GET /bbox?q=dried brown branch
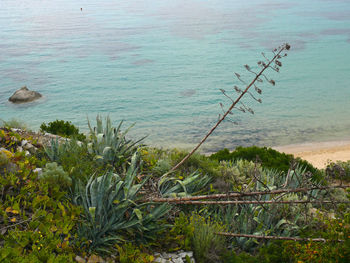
[147,185,348,203]
[165,44,291,175]
[215,232,344,242]
[149,200,349,205]
[0,215,43,232]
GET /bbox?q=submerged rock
[9,86,42,103]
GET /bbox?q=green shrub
[212,159,258,192]
[116,243,154,263]
[167,212,227,263]
[140,147,220,178]
[256,240,295,263]
[43,138,107,187]
[165,212,194,251]
[38,162,72,190]
[190,213,227,263]
[326,161,350,181]
[210,146,319,176]
[40,120,85,141]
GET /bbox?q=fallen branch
[153,200,349,205]
[215,232,344,242]
[147,185,348,203]
[0,215,43,232]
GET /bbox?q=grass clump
[0,118,30,131]
[191,213,227,263]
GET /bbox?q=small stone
[75,255,87,263]
[16,146,23,152]
[33,168,42,175]
[168,253,179,259]
[154,258,168,263]
[179,252,193,258]
[23,143,37,153]
[172,258,184,263]
[21,140,28,147]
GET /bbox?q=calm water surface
[1,0,350,151]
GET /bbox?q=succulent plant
[158,172,211,198]
[87,115,144,168]
[74,152,171,253]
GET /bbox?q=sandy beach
[274,140,350,169]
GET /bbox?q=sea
[1,0,350,152]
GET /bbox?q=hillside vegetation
[0,116,349,263]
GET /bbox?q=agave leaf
[133,208,143,221]
[275,219,288,229]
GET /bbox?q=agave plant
[158,172,211,197]
[207,164,320,252]
[74,152,171,253]
[44,137,83,163]
[87,115,144,168]
[44,138,62,163]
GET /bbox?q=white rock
[154,258,168,263]
[21,140,28,147]
[168,253,179,259]
[33,168,43,175]
[75,255,86,263]
[172,258,184,263]
[16,146,23,152]
[179,252,193,258]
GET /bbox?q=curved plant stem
[166,44,289,175]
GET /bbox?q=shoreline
[273,139,350,169]
[5,125,350,170]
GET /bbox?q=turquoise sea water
[1,0,350,151]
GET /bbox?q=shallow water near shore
[1,0,350,151]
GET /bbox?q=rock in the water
[9,86,42,103]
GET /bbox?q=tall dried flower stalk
[167,43,291,174]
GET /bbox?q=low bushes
[40,120,85,141]
[210,146,320,176]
